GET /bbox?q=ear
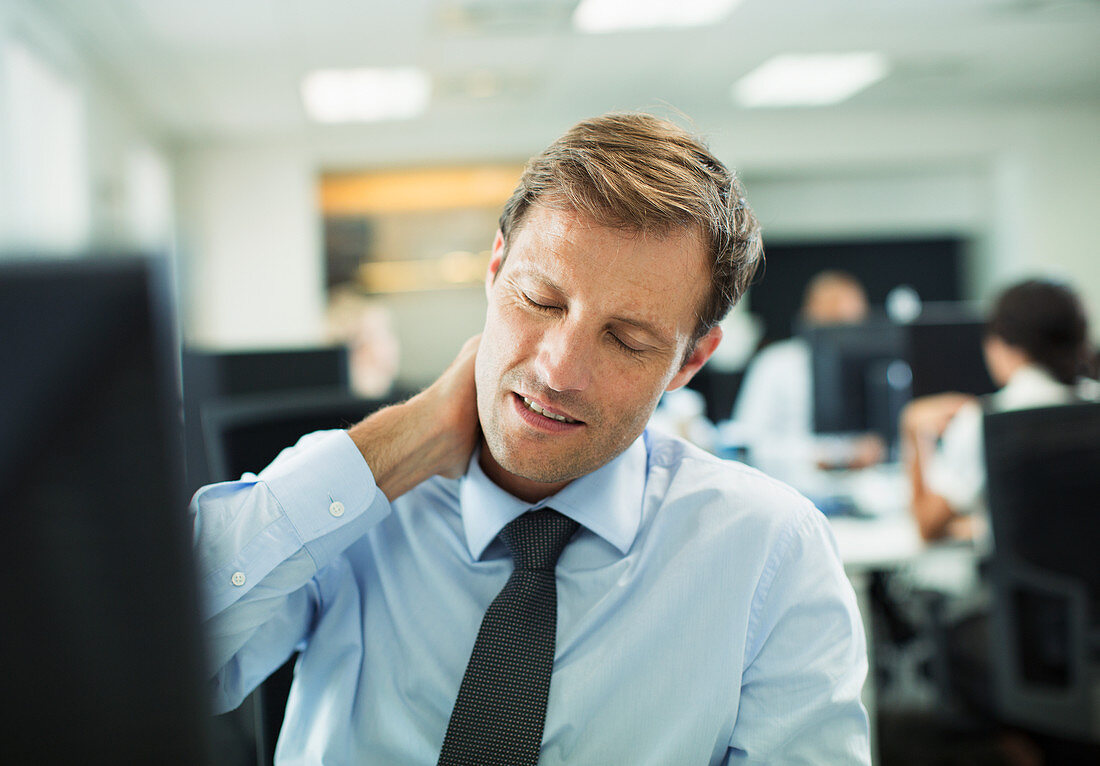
[666,326,723,392]
[485,230,505,298]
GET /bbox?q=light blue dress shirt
[194,427,870,765]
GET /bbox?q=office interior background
[2,0,1099,764]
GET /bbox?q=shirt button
[329,500,345,517]
[230,571,246,587]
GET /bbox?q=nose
[532,319,593,393]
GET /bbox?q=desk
[832,514,925,573]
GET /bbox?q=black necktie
[437,509,580,766]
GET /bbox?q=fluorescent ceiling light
[573,0,743,33]
[732,53,889,108]
[302,67,430,123]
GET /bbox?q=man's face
[805,282,868,326]
[475,204,721,501]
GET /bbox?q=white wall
[174,141,326,349]
[173,136,488,382]
[0,0,173,256]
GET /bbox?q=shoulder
[934,400,985,476]
[644,430,825,545]
[748,337,808,371]
[943,398,984,443]
[644,432,853,644]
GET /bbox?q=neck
[477,439,572,503]
[1001,356,1033,386]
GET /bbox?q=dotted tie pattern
[437,509,580,766]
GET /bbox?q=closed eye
[609,332,646,358]
[521,292,560,313]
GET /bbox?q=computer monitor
[905,304,997,398]
[0,257,211,764]
[805,319,911,446]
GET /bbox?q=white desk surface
[831,514,926,573]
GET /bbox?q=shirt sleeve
[190,429,392,713]
[926,402,985,514]
[727,507,871,765]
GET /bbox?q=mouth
[520,395,580,423]
[511,392,585,430]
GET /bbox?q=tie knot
[500,509,580,570]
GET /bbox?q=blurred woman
[902,278,1098,542]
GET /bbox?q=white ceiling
[30,0,1100,150]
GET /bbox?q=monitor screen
[905,304,997,398]
[0,257,211,764]
[805,319,911,444]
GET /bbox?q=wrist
[347,399,441,501]
[347,389,477,501]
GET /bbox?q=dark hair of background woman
[986,279,1091,385]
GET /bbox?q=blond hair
[498,112,763,341]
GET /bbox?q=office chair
[202,388,407,766]
[983,402,1100,742]
[181,345,350,494]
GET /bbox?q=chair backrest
[982,401,1100,740]
[202,389,405,483]
[181,345,350,493]
[202,389,404,765]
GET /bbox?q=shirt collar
[999,364,1075,408]
[458,436,647,560]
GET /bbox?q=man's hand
[348,336,481,501]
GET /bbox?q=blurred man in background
[733,270,885,490]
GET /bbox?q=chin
[495,444,581,485]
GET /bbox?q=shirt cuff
[259,429,391,564]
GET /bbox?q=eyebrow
[511,267,675,348]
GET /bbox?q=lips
[520,395,580,423]
[510,392,585,431]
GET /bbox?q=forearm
[903,426,955,541]
[198,335,481,703]
[193,431,388,700]
[910,489,956,541]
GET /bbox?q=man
[732,270,884,491]
[196,113,870,764]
